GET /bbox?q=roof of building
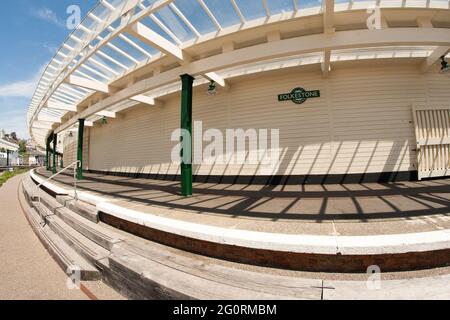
[0,138,19,152]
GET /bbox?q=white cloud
[0,98,30,139]
[33,7,65,28]
[0,67,44,98]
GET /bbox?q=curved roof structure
[28,0,450,147]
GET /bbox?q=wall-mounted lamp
[440,56,450,74]
[68,132,73,138]
[101,116,108,125]
[207,80,217,96]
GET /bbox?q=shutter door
[412,105,450,180]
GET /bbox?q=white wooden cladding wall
[85,66,450,177]
[412,106,450,180]
[63,128,89,170]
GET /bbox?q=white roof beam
[53,89,81,101]
[262,0,270,17]
[51,94,77,105]
[324,0,335,34]
[128,22,188,62]
[100,0,115,11]
[148,14,182,45]
[197,0,222,31]
[45,101,78,112]
[321,50,331,77]
[230,0,245,24]
[417,16,433,28]
[74,70,99,82]
[204,72,226,87]
[96,110,116,118]
[105,41,140,64]
[38,114,62,123]
[89,57,120,76]
[96,50,129,70]
[32,122,53,130]
[80,64,111,81]
[169,3,201,38]
[107,25,153,58]
[58,86,85,98]
[64,75,110,93]
[421,46,450,72]
[267,31,281,42]
[130,95,156,105]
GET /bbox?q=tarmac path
[0,174,121,300]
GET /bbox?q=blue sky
[0,0,97,139]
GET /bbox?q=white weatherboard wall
[80,65,450,177]
[63,128,89,170]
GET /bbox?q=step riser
[57,196,99,223]
[108,256,192,300]
[23,182,119,251]
[55,208,118,251]
[22,200,101,281]
[44,215,108,268]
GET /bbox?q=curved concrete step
[32,202,109,269]
[108,244,322,300]
[23,176,122,250]
[20,192,100,281]
[56,196,99,223]
[107,238,322,300]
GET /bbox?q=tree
[19,141,27,156]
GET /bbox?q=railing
[35,161,81,208]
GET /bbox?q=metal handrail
[35,160,81,206]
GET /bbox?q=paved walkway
[36,169,450,236]
[0,174,121,300]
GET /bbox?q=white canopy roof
[27,0,450,147]
[0,139,19,152]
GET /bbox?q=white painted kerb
[30,170,450,256]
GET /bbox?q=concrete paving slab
[33,168,450,238]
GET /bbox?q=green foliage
[19,141,27,156]
[0,168,30,188]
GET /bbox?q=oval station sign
[278,87,321,105]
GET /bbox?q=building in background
[0,130,19,167]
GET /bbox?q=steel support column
[46,135,51,170]
[77,119,85,180]
[52,132,57,174]
[180,74,194,197]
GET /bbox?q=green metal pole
[46,135,51,171]
[180,74,194,197]
[52,132,57,174]
[6,150,9,167]
[77,119,85,180]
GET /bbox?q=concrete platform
[24,170,450,298]
[31,168,450,272]
[33,168,450,236]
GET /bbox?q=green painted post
[6,150,9,167]
[45,135,50,170]
[52,132,57,174]
[180,74,194,197]
[77,119,85,180]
